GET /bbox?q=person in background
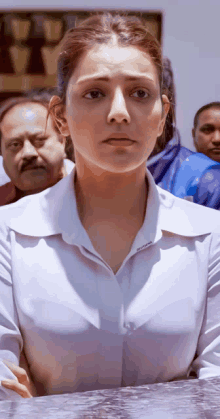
[192,102,220,162]
[0,90,74,206]
[147,58,220,209]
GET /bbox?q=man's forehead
[0,104,52,138]
[199,107,220,125]
[1,103,48,129]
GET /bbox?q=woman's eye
[84,90,104,99]
[131,89,149,99]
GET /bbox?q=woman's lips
[104,138,135,146]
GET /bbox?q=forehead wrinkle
[70,44,158,89]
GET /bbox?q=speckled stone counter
[0,377,220,418]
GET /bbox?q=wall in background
[0,11,162,100]
[1,0,219,150]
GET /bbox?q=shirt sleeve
[192,230,220,378]
[194,167,220,210]
[0,218,23,399]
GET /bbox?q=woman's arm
[192,229,220,378]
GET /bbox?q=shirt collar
[8,168,80,237]
[8,165,220,242]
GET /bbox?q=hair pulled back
[57,13,162,102]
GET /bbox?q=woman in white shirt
[1,13,220,399]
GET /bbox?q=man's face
[192,107,220,162]
[1,103,66,194]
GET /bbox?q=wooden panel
[0,10,162,99]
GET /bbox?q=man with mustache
[0,91,74,206]
[192,102,220,162]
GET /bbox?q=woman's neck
[74,160,148,222]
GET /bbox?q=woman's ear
[49,96,70,137]
[162,94,170,117]
[158,94,170,137]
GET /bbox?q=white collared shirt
[1,167,220,399]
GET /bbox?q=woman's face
[62,40,169,173]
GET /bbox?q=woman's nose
[107,88,131,124]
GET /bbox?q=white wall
[1,0,220,150]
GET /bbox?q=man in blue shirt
[147,58,220,209]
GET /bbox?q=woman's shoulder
[0,172,75,238]
[157,185,220,237]
[0,182,49,217]
[0,191,44,242]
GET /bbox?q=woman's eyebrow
[76,74,155,85]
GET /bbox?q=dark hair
[193,102,220,129]
[149,57,176,157]
[161,57,176,139]
[0,89,74,160]
[57,12,162,103]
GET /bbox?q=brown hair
[57,12,163,103]
[149,57,176,157]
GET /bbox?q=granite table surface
[0,377,220,418]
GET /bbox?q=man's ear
[158,94,170,137]
[192,128,198,148]
[49,96,70,137]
